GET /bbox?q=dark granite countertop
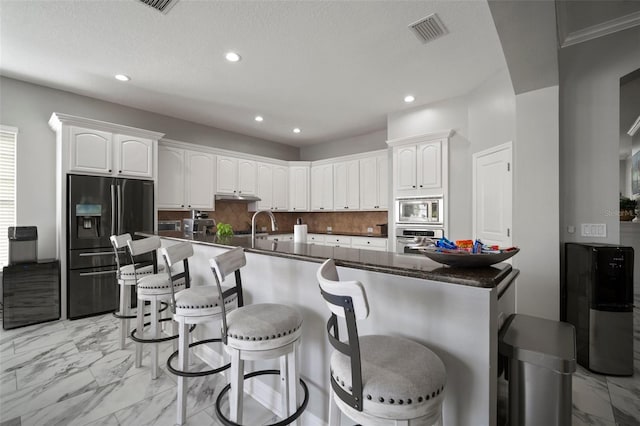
[255,230,388,238]
[144,232,518,289]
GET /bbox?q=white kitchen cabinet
[289,165,309,211]
[158,146,214,210]
[311,164,334,211]
[114,134,154,178]
[394,139,445,196]
[267,234,294,242]
[307,234,326,245]
[216,155,256,195]
[68,126,154,178]
[359,154,388,210]
[351,236,387,252]
[333,160,360,210]
[256,163,288,211]
[325,235,352,248]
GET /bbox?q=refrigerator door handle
[111,184,117,237]
[117,184,123,235]
[79,270,118,277]
[79,251,120,257]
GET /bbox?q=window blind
[0,126,17,268]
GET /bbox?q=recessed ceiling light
[115,74,130,82]
[293,128,301,134]
[225,52,241,62]
[255,116,264,122]
[404,95,415,103]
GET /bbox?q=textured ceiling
[0,0,507,147]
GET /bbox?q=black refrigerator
[67,174,154,319]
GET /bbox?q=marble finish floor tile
[0,371,17,397]
[0,369,98,422]
[0,342,79,374]
[19,369,174,426]
[572,373,616,422]
[83,414,120,426]
[0,418,21,426]
[15,349,103,390]
[572,411,617,426]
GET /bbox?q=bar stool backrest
[110,233,132,276]
[317,258,370,412]
[126,236,161,277]
[158,241,193,313]
[209,247,247,344]
[317,259,369,320]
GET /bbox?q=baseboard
[195,343,326,426]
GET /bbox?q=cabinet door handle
[412,185,416,188]
[419,185,423,188]
[109,169,112,173]
[119,170,122,174]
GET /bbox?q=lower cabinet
[351,236,387,252]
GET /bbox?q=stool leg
[394,421,409,426]
[119,283,127,350]
[135,296,144,368]
[328,387,340,426]
[280,355,289,420]
[124,284,131,347]
[150,298,159,379]
[229,349,244,424]
[286,343,299,425]
[176,317,189,426]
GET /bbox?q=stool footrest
[112,302,169,319]
[215,369,309,426]
[167,338,231,377]
[130,319,195,344]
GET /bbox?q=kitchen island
[145,232,518,425]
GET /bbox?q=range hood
[215,193,261,202]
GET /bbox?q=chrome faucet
[251,209,278,241]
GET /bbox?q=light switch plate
[581,223,606,238]
[327,226,332,232]
[367,227,373,233]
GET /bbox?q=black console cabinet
[2,260,60,330]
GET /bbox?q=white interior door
[473,142,512,247]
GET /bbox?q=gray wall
[299,129,387,161]
[559,27,640,246]
[0,76,299,259]
[514,86,560,319]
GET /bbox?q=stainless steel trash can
[499,314,576,426]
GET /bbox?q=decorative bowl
[417,247,519,268]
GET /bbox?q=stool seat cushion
[174,285,237,317]
[226,303,303,351]
[331,335,446,419]
[118,264,164,284]
[137,274,184,296]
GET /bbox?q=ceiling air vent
[409,13,448,43]
[138,0,178,14]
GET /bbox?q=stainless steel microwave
[395,197,444,225]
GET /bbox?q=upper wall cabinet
[333,160,360,210]
[157,146,215,210]
[390,133,450,197]
[311,163,334,211]
[256,162,289,211]
[360,154,388,210]
[217,155,257,195]
[69,127,154,178]
[289,165,310,211]
[49,113,164,181]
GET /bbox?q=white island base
[158,237,517,426]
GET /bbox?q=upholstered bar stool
[110,233,165,350]
[210,247,309,426]
[317,259,447,426]
[160,241,238,426]
[127,236,183,379]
